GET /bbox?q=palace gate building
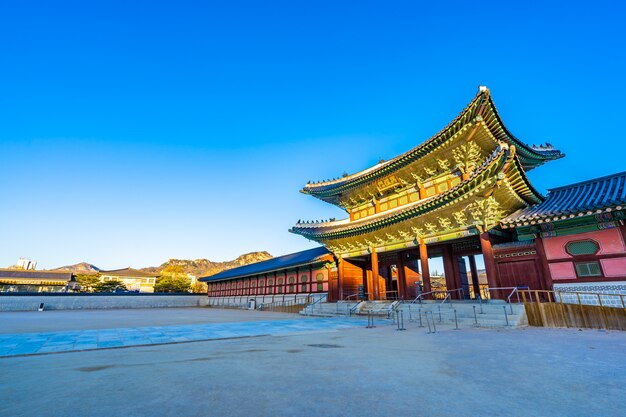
[200,87,626,301]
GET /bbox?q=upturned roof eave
[301,90,485,198]
[292,145,538,241]
[302,88,562,202]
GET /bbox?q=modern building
[200,87,626,301]
[99,268,159,293]
[0,269,75,292]
[15,258,37,270]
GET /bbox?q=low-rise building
[99,268,159,293]
[0,269,75,292]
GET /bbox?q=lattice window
[575,262,602,277]
[566,240,600,256]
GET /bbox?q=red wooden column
[396,252,407,300]
[371,248,380,300]
[336,258,345,301]
[468,255,481,298]
[480,232,500,298]
[442,244,461,298]
[419,241,431,296]
[534,236,553,290]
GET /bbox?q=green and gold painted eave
[291,145,542,256]
[301,87,563,207]
[512,210,626,240]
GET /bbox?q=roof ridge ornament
[478,85,489,93]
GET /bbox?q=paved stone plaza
[0,308,624,417]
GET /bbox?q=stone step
[299,301,526,327]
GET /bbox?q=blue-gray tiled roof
[199,247,331,282]
[0,269,74,281]
[502,171,626,226]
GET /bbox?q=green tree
[192,281,208,294]
[155,265,191,293]
[75,274,101,292]
[94,279,127,293]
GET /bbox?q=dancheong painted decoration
[290,86,562,257]
[201,87,626,303]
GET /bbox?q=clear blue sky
[1,1,625,269]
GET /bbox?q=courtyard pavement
[0,316,368,357]
[0,307,624,417]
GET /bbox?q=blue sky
[1,1,625,269]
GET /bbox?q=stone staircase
[396,300,527,328]
[299,300,360,317]
[300,299,527,328]
[355,300,399,317]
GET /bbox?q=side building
[500,171,626,298]
[202,247,333,301]
[0,269,76,292]
[99,268,160,293]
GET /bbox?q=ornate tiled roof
[302,87,563,203]
[291,144,542,241]
[199,247,331,282]
[501,171,626,227]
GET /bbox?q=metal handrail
[408,290,446,304]
[440,293,450,307]
[484,286,531,302]
[409,288,464,305]
[506,287,523,305]
[260,295,312,312]
[305,293,327,314]
[349,301,364,316]
[344,292,371,301]
[382,290,399,300]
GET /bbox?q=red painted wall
[540,228,626,283]
[543,228,625,260]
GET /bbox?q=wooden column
[468,255,481,298]
[371,248,380,300]
[534,236,553,291]
[442,244,460,298]
[337,258,345,301]
[480,232,500,298]
[396,252,407,300]
[419,241,431,295]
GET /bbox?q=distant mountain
[50,251,273,277]
[52,262,101,274]
[140,251,273,277]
